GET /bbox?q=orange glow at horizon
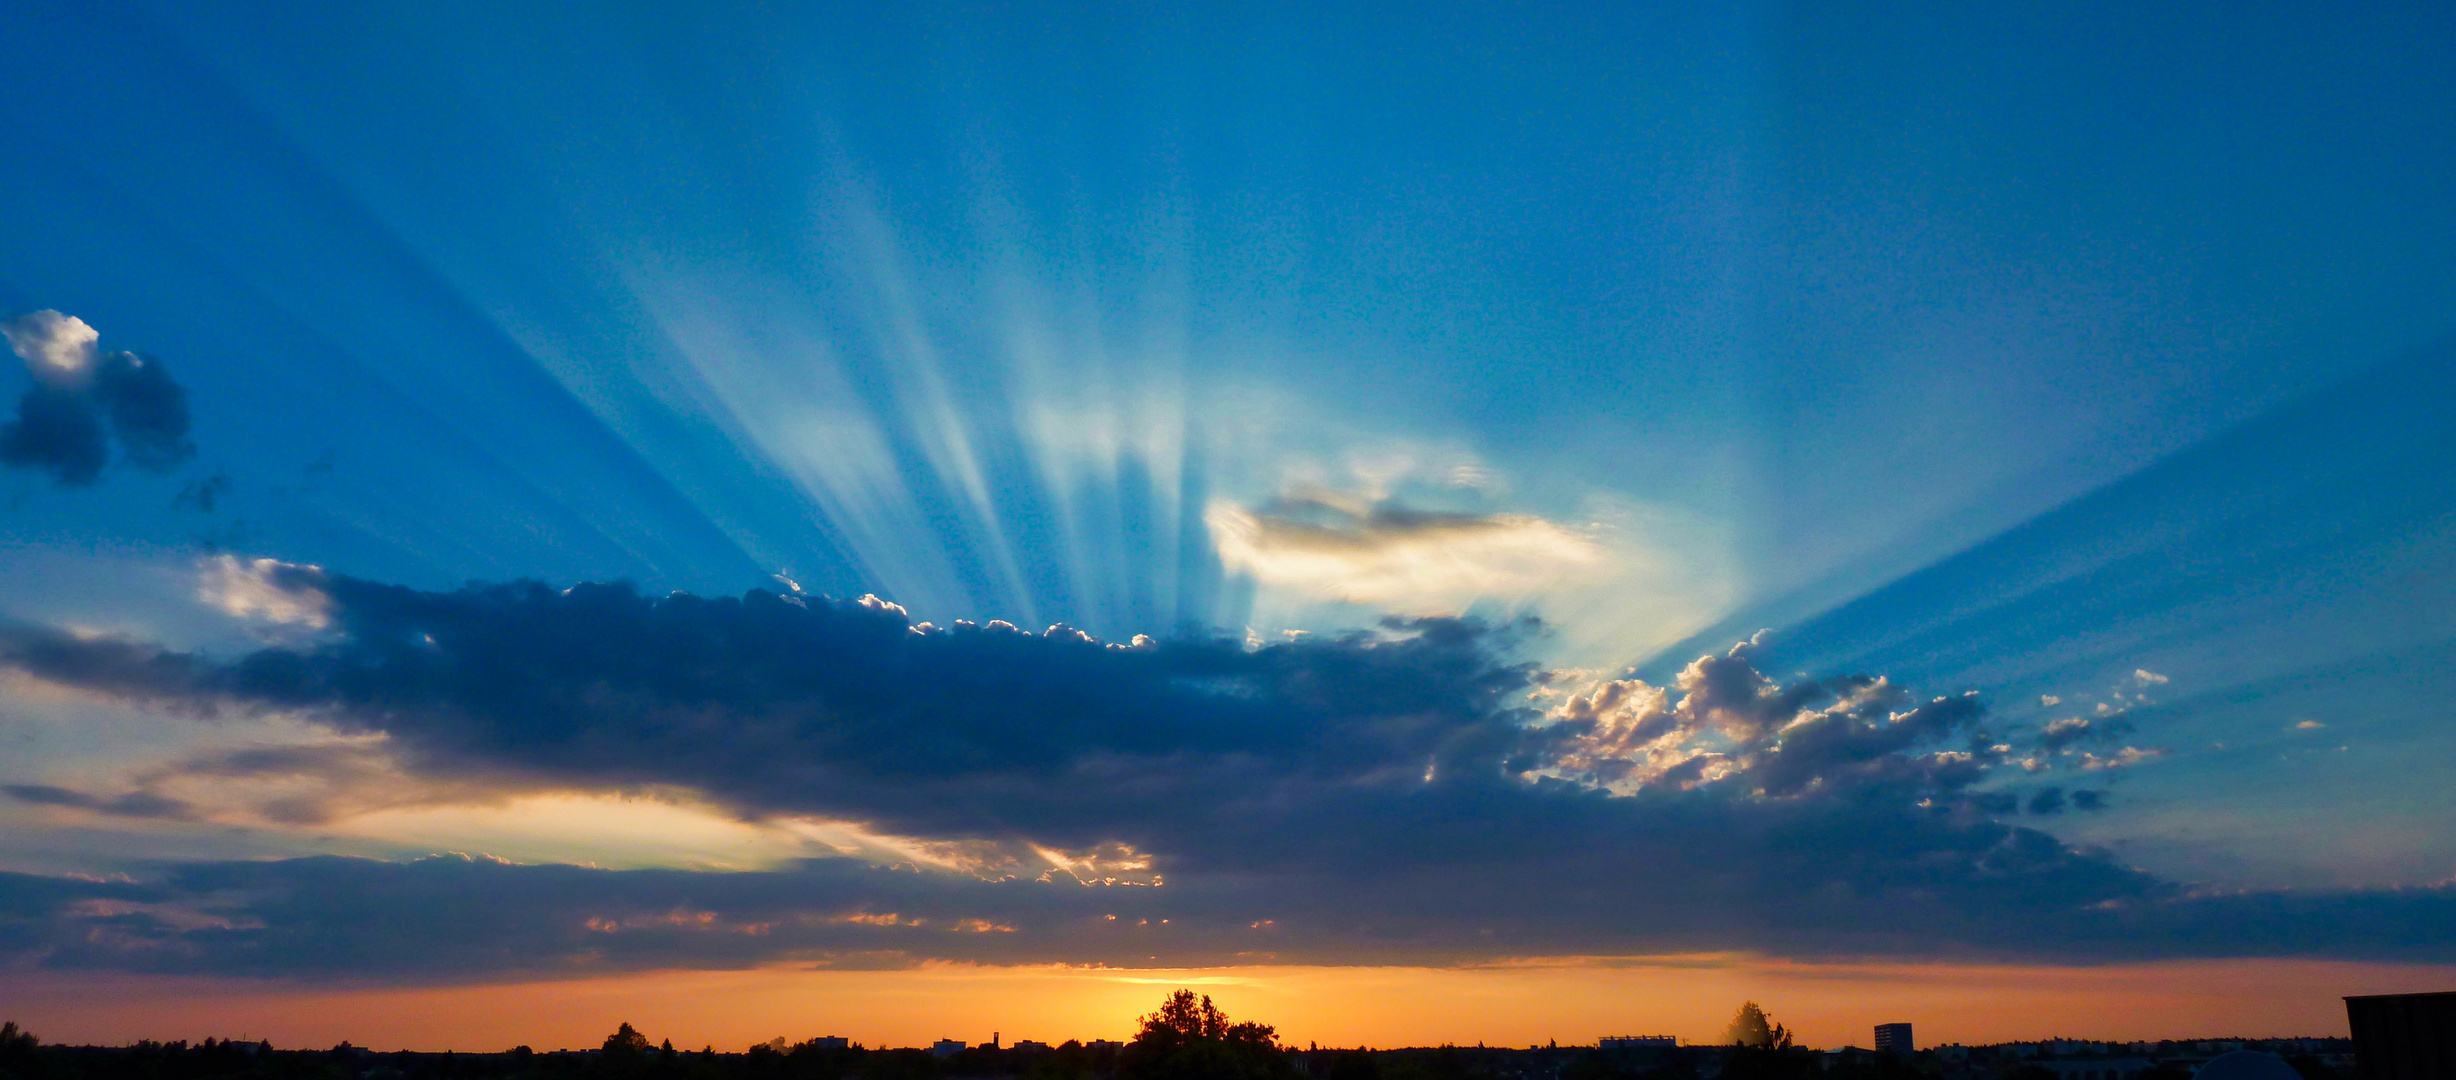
[5,957,2449,1053]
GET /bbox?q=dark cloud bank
[0,574,2448,979]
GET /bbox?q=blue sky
[1,0,2453,998]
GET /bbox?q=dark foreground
[0,1025,2357,1080]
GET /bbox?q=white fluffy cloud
[3,310,101,389]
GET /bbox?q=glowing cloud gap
[1206,499,1606,606]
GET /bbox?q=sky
[1,0,2454,1051]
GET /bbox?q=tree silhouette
[0,1021,37,1080]
[601,1022,656,1074]
[1118,990,1294,1080]
[1722,1003,1790,1050]
[606,1023,654,1055]
[1720,1003,1808,1080]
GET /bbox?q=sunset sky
[3,0,2454,1051]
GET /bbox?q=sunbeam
[2,0,2453,1050]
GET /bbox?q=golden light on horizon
[6,957,2446,1053]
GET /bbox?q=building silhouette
[1876,1024,1913,1057]
[2346,991,2456,1080]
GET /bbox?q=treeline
[0,993,1275,1080]
[0,995,2352,1080]
[0,1014,1889,1080]
[0,1024,1624,1080]
[4,1021,1056,1080]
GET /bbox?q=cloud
[173,471,233,513]
[1546,677,1679,783]
[1206,494,1608,606]
[0,572,2437,974]
[0,585,1562,850]
[0,385,110,484]
[3,737,518,828]
[0,844,2446,980]
[1,783,195,820]
[2040,718,2093,748]
[93,350,196,469]
[2037,715,2132,753]
[2,310,100,387]
[2079,747,2162,770]
[198,556,333,629]
[1547,634,1996,799]
[1200,455,1738,667]
[0,310,195,485]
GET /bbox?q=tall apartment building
[1875,1024,1914,1057]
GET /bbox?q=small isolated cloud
[0,310,195,485]
[2294,720,2325,731]
[2080,747,2163,770]
[2040,695,2061,707]
[1207,494,1607,605]
[2134,669,2170,686]
[2041,717,2093,749]
[174,471,233,513]
[2039,713,2132,754]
